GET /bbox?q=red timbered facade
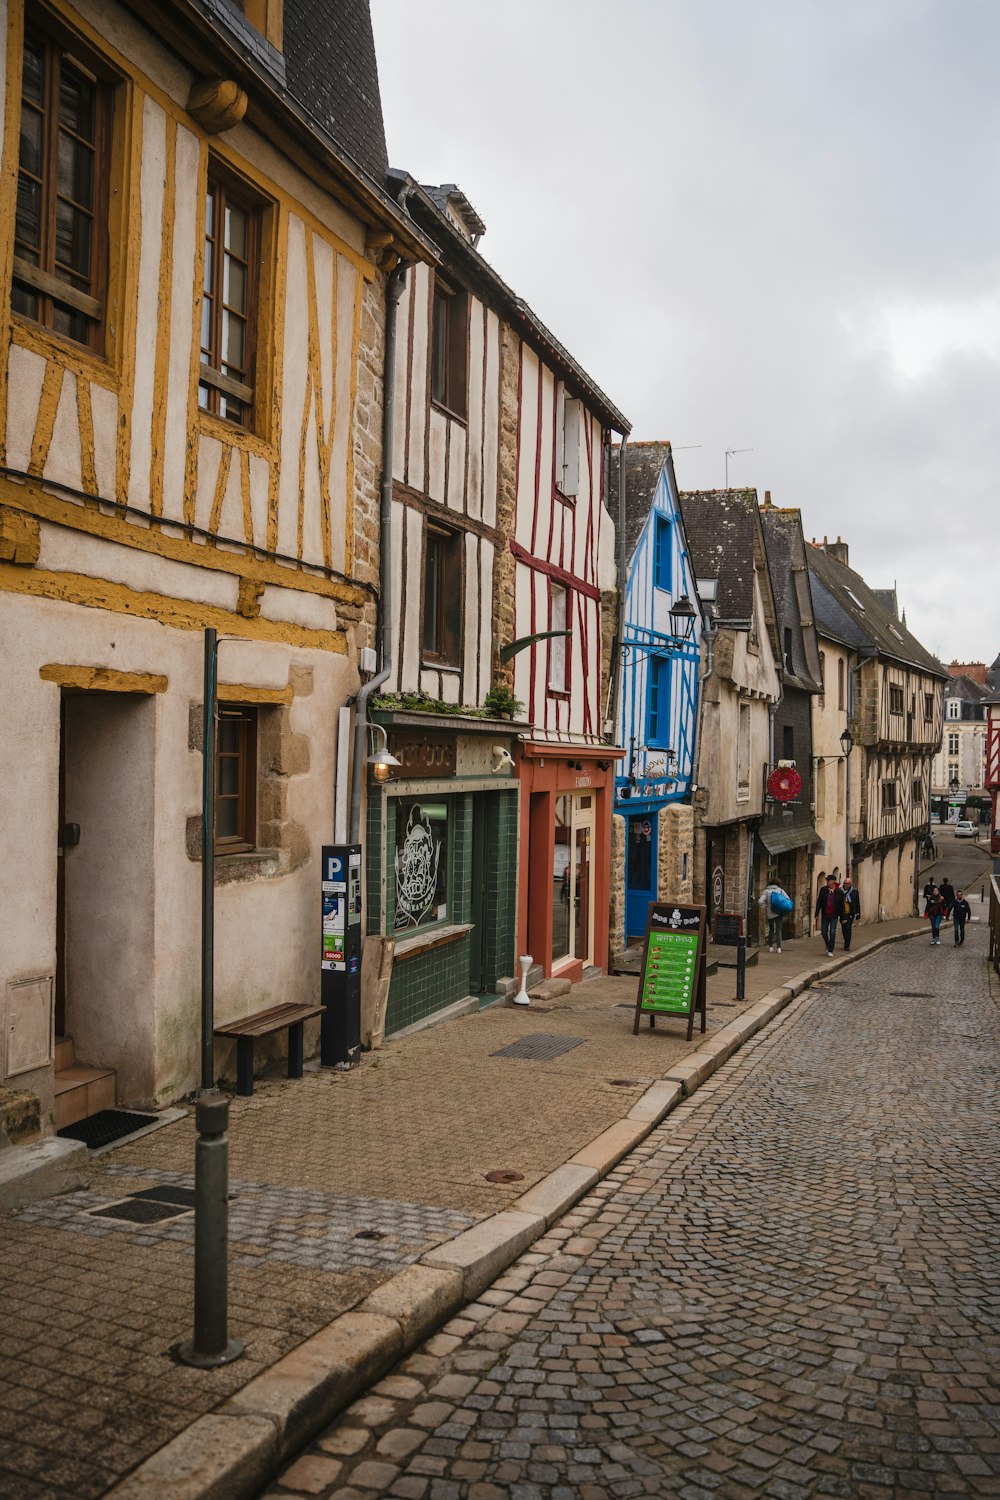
[987,701,1000,852]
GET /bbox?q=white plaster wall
[38,524,240,609]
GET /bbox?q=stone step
[527,977,572,1002]
[54,1067,116,1130]
[54,1036,75,1072]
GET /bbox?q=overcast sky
[371,0,999,666]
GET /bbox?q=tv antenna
[724,447,753,486]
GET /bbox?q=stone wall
[657,803,694,902]
[349,271,387,653]
[609,813,626,964]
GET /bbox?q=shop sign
[575,774,592,788]
[631,902,708,1042]
[387,730,456,778]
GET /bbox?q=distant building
[932,674,992,825]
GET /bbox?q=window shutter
[561,397,581,496]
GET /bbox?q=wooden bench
[214,1002,324,1097]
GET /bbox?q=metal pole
[201,628,217,1092]
[736,935,746,1002]
[177,1094,243,1367]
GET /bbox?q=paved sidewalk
[0,913,964,1499]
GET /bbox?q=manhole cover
[58,1109,161,1150]
[89,1199,192,1224]
[130,1186,197,1208]
[354,1229,387,1241]
[491,1034,586,1061]
[485,1169,524,1183]
[608,1079,640,1088]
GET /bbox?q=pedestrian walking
[926,886,946,946]
[952,889,972,945]
[922,876,936,913]
[939,876,956,915]
[837,875,860,951]
[759,877,791,953]
[814,875,840,956]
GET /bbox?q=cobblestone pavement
[267,923,1000,1499]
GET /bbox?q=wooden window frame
[837,658,845,711]
[923,692,934,722]
[215,705,257,855]
[880,779,899,812]
[12,16,113,352]
[421,522,463,668]
[548,580,570,694]
[647,654,673,749]
[429,276,469,422]
[199,167,263,430]
[889,684,904,716]
[653,514,672,592]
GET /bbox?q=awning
[757,820,821,855]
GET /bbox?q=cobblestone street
[268,923,1000,1499]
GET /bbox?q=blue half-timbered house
[611,443,702,939]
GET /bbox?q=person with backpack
[939,876,956,915]
[837,875,861,951]
[759,877,791,953]
[814,874,841,956]
[926,885,946,946]
[952,889,972,946]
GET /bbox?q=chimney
[824,537,849,566]
[763,490,772,508]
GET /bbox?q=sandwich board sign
[632,902,708,1042]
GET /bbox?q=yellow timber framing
[39,664,168,692]
[0,474,370,608]
[1,0,376,584]
[217,682,293,705]
[2,562,348,653]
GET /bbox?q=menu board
[633,903,707,1040]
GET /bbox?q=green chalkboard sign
[633,903,708,1041]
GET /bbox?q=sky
[370,0,1000,667]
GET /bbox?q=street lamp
[668,593,697,641]
[367,723,401,784]
[839,728,853,757]
[839,727,853,876]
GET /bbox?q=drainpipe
[348,263,406,843]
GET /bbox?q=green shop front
[365,713,520,1035]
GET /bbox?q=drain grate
[354,1229,387,1241]
[130,1186,198,1209]
[891,991,935,999]
[89,1198,192,1225]
[485,1169,524,1184]
[58,1109,161,1150]
[491,1033,586,1061]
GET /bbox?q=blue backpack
[770,888,794,915]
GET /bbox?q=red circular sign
[767,766,802,802]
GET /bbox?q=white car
[954,820,977,838]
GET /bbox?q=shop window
[199,169,264,428]
[394,799,449,931]
[653,515,672,592]
[430,276,468,420]
[216,706,257,853]
[548,581,569,690]
[647,655,670,748]
[422,523,462,665]
[13,18,113,350]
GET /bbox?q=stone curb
[105,923,927,1499]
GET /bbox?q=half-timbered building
[608,442,701,950]
[679,489,782,938]
[807,540,946,920]
[0,0,428,1125]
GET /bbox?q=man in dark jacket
[814,875,840,956]
[837,875,861,951]
[939,876,956,914]
[952,889,972,945]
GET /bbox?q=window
[548,582,569,691]
[881,780,898,811]
[737,701,751,800]
[394,799,449,931]
[818,650,825,698]
[199,172,261,427]
[948,732,959,756]
[837,658,845,711]
[13,22,111,349]
[430,277,468,419]
[647,655,670,747]
[783,627,794,675]
[422,523,462,665]
[216,706,257,853]
[653,515,672,592]
[947,760,958,785]
[554,385,581,498]
[947,698,961,720]
[924,693,934,721]
[782,724,794,761]
[913,778,924,805]
[836,759,845,816]
[889,684,904,715]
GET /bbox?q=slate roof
[608,442,674,564]
[806,544,946,678]
[282,0,388,184]
[677,489,761,624]
[758,505,823,693]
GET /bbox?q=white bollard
[513,954,532,1005]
